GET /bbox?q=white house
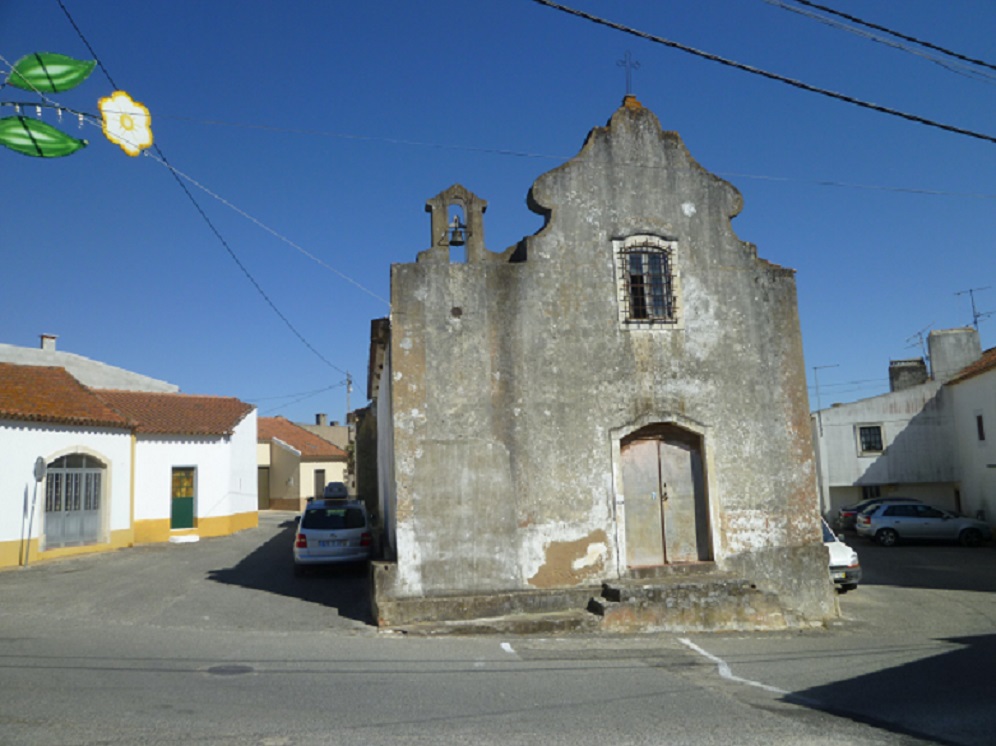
[947,347,996,521]
[97,390,258,543]
[0,364,134,568]
[812,328,990,519]
[0,349,257,570]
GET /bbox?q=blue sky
[2,0,993,423]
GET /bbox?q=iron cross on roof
[617,51,640,95]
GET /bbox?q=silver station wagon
[856,501,992,547]
[293,499,373,575]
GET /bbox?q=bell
[448,215,467,247]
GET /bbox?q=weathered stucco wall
[385,100,832,621]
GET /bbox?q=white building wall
[134,430,252,522]
[0,419,132,545]
[951,370,996,521]
[813,382,958,514]
[227,411,259,516]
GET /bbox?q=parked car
[835,497,921,531]
[293,498,372,575]
[822,519,861,592]
[855,501,993,547]
[322,481,349,499]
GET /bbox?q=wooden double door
[621,427,712,568]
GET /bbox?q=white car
[823,518,861,592]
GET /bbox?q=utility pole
[955,286,993,331]
[811,364,838,517]
[811,364,839,435]
[345,372,352,418]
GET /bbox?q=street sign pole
[23,457,46,568]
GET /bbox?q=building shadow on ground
[207,517,374,625]
[790,633,996,746]
[848,540,996,593]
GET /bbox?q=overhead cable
[530,0,996,145]
[157,117,996,200]
[785,0,996,73]
[54,0,365,377]
[765,0,996,84]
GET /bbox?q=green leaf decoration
[0,116,87,157]
[6,53,97,93]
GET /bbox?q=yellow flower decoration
[98,90,152,156]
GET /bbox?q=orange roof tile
[258,416,347,460]
[0,363,131,429]
[947,347,996,386]
[97,390,254,436]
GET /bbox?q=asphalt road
[1,512,992,745]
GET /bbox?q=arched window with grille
[614,235,680,327]
[44,453,106,548]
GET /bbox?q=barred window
[616,236,678,327]
[858,425,884,454]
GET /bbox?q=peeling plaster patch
[724,510,786,554]
[399,337,413,351]
[393,371,403,381]
[572,542,608,571]
[681,202,697,217]
[528,529,610,588]
[513,407,521,417]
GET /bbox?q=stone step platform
[589,567,797,632]
[385,608,601,636]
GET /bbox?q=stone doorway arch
[619,423,712,568]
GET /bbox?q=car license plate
[832,571,845,580]
[319,540,346,548]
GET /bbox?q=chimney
[40,334,57,352]
[889,359,928,392]
[928,328,982,382]
[316,413,327,427]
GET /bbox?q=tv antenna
[905,323,933,359]
[955,287,993,331]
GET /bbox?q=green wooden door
[171,468,195,529]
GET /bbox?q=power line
[530,0,996,145]
[158,116,996,200]
[49,1,361,378]
[252,383,348,416]
[764,0,996,85]
[0,91,392,305]
[783,0,996,73]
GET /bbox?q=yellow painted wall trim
[198,511,258,537]
[0,529,133,571]
[2,512,259,569]
[133,511,258,545]
[134,519,172,544]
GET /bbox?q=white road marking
[500,642,516,655]
[678,637,790,696]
